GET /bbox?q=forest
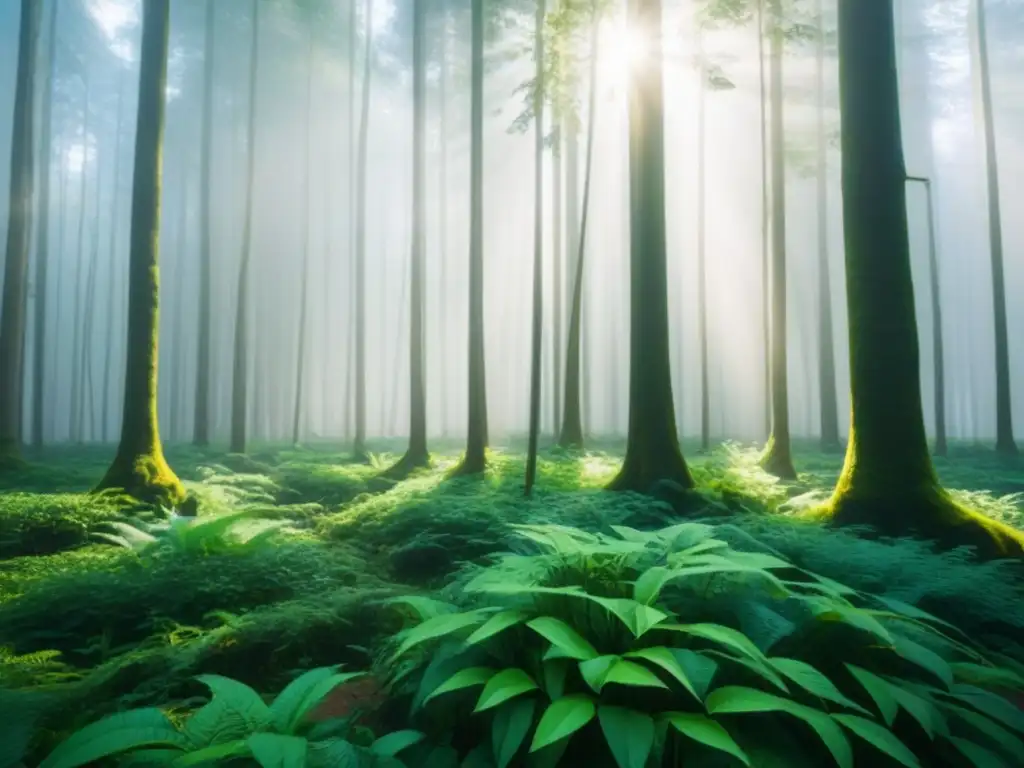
[1,0,1024,765]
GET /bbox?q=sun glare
[596,14,651,94]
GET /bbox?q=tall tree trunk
[923,179,947,456]
[169,175,188,442]
[230,0,261,454]
[760,0,796,479]
[80,154,103,441]
[51,143,68,441]
[391,0,429,473]
[558,4,598,450]
[973,0,1016,456]
[70,76,91,444]
[455,0,489,475]
[0,0,39,463]
[30,0,58,450]
[101,69,127,444]
[96,0,184,506]
[193,0,215,447]
[525,0,547,496]
[815,0,839,450]
[696,26,710,452]
[292,10,315,447]
[757,0,771,440]
[551,126,563,437]
[607,0,693,492]
[352,0,374,459]
[823,0,1021,558]
[438,3,450,438]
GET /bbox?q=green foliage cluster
[384,523,1024,767]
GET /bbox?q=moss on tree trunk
[606,0,693,494]
[96,0,184,507]
[815,0,1023,560]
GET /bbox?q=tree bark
[193,0,215,447]
[96,0,184,506]
[757,0,771,441]
[455,0,489,475]
[973,0,1016,456]
[229,0,261,455]
[815,0,840,450]
[525,0,547,495]
[606,0,693,493]
[438,3,450,438]
[760,0,797,479]
[696,26,710,452]
[70,75,91,444]
[169,174,188,442]
[822,0,1022,558]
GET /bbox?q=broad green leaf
[171,741,248,767]
[591,597,668,638]
[832,714,919,768]
[246,733,306,768]
[725,551,794,571]
[952,663,1024,691]
[624,647,700,701]
[371,730,426,757]
[888,683,945,739]
[474,669,539,713]
[809,602,893,645]
[674,537,730,558]
[269,667,333,732]
[466,611,529,646]
[383,595,457,621]
[530,695,596,752]
[705,650,789,693]
[949,683,1024,735]
[192,675,273,740]
[663,712,750,766]
[942,703,1024,760]
[40,710,188,768]
[671,649,719,698]
[872,596,962,635]
[768,658,868,713]
[426,667,497,703]
[633,566,674,605]
[598,707,654,768]
[846,665,899,725]
[661,623,766,662]
[393,609,494,660]
[609,524,653,543]
[579,656,619,694]
[276,671,364,733]
[527,617,599,661]
[604,659,668,690]
[946,736,1007,767]
[542,659,569,700]
[706,687,852,768]
[892,636,953,688]
[492,698,536,768]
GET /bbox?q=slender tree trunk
[353,0,374,459]
[696,26,710,452]
[193,0,215,447]
[96,0,184,505]
[101,70,127,444]
[757,0,771,440]
[816,0,839,450]
[80,155,103,441]
[438,4,450,438]
[525,0,547,496]
[0,0,39,463]
[551,128,563,437]
[70,77,91,444]
[917,177,947,457]
[455,0,489,475]
[607,0,693,493]
[30,0,58,450]
[229,0,261,454]
[973,0,1016,456]
[760,0,797,479]
[824,0,1021,557]
[292,11,315,446]
[558,5,599,450]
[51,143,68,441]
[391,0,429,473]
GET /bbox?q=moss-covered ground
[2,437,1023,763]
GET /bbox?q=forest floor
[2,438,1024,761]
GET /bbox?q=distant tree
[818,0,1022,557]
[389,0,430,474]
[193,0,216,447]
[229,0,261,455]
[454,0,489,475]
[607,0,694,492]
[96,0,185,505]
[972,0,1016,456]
